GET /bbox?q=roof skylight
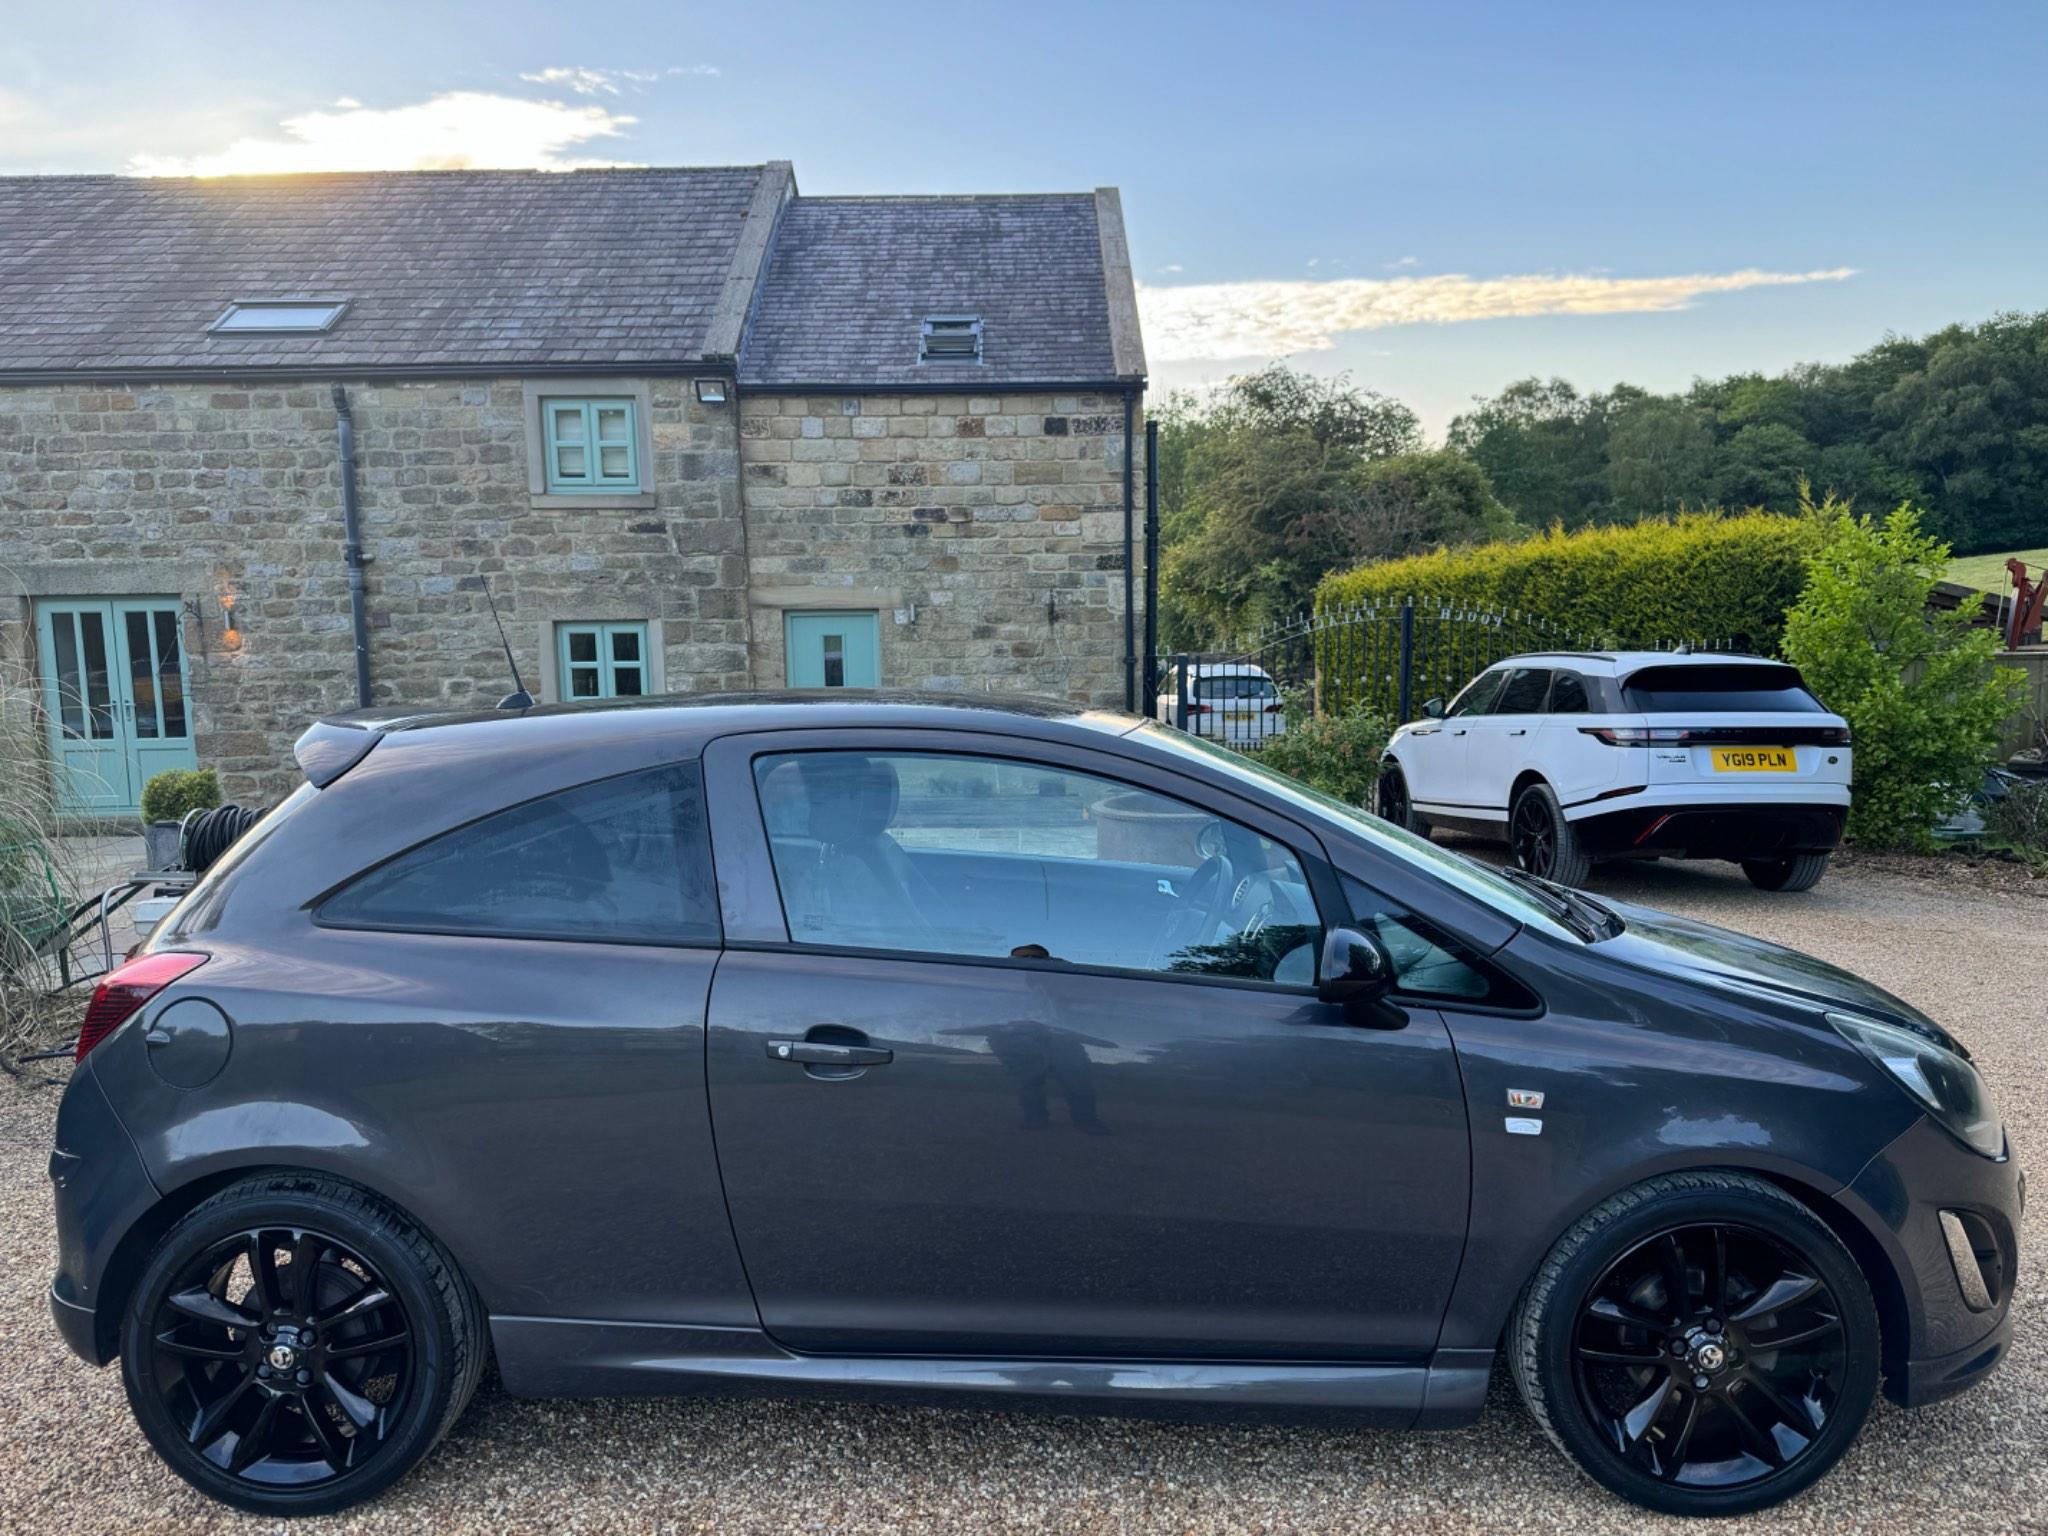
[209,300,349,335]
[920,315,983,362]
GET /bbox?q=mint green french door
[35,599,197,817]
[784,611,881,688]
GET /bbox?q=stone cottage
[0,163,1148,811]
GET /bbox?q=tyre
[1509,781,1593,887]
[1376,762,1429,835]
[1510,1171,1880,1517]
[1743,852,1831,892]
[120,1173,486,1517]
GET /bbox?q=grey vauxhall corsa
[49,693,2019,1518]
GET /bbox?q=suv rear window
[320,763,719,945]
[1621,664,1823,713]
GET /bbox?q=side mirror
[1318,925,1394,1006]
[1420,697,1447,719]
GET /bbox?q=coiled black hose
[179,804,266,875]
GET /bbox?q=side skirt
[489,1317,1492,1430]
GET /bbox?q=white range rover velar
[1377,651,1852,891]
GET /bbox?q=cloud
[1137,267,1857,362]
[520,64,720,95]
[128,92,638,175]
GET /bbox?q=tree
[1157,366,1426,648]
[1448,378,1614,529]
[1606,395,1715,519]
[1781,494,2023,849]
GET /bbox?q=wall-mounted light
[220,593,243,649]
[694,378,729,405]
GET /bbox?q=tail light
[76,952,208,1061]
[1581,727,1691,746]
[1186,703,1212,715]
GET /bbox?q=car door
[702,728,1472,1361]
[1403,667,1505,815]
[1463,666,1551,814]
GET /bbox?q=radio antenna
[478,576,534,709]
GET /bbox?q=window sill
[530,492,658,511]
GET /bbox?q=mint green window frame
[542,399,639,492]
[557,622,650,700]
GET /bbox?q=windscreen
[1621,664,1823,713]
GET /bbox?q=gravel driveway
[3,856,2041,1534]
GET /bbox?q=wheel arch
[1508,768,1551,808]
[1485,1155,1914,1382]
[90,1161,485,1365]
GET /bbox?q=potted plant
[140,768,221,870]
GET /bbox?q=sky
[3,1,2042,434]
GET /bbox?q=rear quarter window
[1621,664,1824,713]
[319,762,719,945]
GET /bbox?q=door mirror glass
[1318,925,1393,1005]
[1420,697,1446,719]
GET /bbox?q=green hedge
[1315,512,1817,654]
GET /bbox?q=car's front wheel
[121,1173,486,1516]
[1510,1171,1879,1517]
[1743,852,1831,892]
[1376,762,1428,835]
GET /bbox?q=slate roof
[739,195,1130,389]
[0,168,767,373]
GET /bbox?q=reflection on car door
[701,731,1472,1361]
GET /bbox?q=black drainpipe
[1143,415,1160,704]
[331,385,373,708]
[1121,388,1137,711]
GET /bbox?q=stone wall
[739,390,1147,706]
[0,378,743,804]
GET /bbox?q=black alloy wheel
[140,1226,414,1487]
[1571,1223,1849,1490]
[122,1174,485,1516]
[1378,764,1420,833]
[1510,793,1556,875]
[1511,1171,1879,1517]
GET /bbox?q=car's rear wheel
[121,1173,485,1516]
[1377,763,1428,835]
[1743,852,1831,892]
[1510,781,1593,887]
[1510,1171,1879,1517]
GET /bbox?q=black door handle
[768,1039,893,1067]
[1507,727,1527,736]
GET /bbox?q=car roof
[298,690,1144,786]
[1481,651,1779,677]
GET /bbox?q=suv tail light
[1580,725,1851,747]
[76,952,208,1061]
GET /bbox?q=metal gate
[1156,600,1738,750]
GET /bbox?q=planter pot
[1091,791,1211,869]
[143,821,183,871]
[130,894,180,938]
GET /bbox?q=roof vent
[920,315,983,363]
[209,299,348,335]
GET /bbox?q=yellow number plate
[1712,746,1796,772]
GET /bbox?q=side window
[1447,669,1507,718]
[1341,875,1537,1010]
[753,751,1323,985]
[1492,667,1552,714]
[321,764,718,944]
[1548,671,1590,714]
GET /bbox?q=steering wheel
[1149,850,1236,971]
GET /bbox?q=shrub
[1316,510,1816,653]
[1249,694,1392,806]
[140,768,221,826]
[1782,497,2024,850]
[1984,778,2048,866]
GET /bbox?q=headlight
[1827,1011,2005,1159]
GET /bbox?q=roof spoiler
[293,718,384,788]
